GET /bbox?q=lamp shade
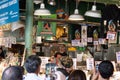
[34,0,42,4]
[85,5,101,18]
[69,9,84,20]
[34,3,51,16]
[48,0,56,6]
[11,21,24,32]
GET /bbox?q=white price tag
[106,32,116,40]
[72,40,80,46]
[86,58,94,70]
[87,37,93,42]
[116,52,120,63]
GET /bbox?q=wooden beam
[20,16,100,26]
[80,0,119,5]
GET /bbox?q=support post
[25,0,34,57]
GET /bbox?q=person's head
[2,66,23,80]
[59,44,66,53]
[54,52,62,59]
[24,55,41,74]
[48,56,55,63]
[98,60,114,79]
[68,70,86,80]
[32,45,36,54]
[60,56,73,69]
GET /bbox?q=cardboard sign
[93,41,98,45]
[116,52,120,63]
[87,37,93,42]
[72,40,80,46]
[106,32,116,40]
[98,38,106,44]
[86,58,94,70]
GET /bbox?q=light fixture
[69,9,84,20]
[48,0,56,6]
[68,0,84,20]
[116,1,120,8]
[84,1,101,18]
[34,0,42,4]
[34,0,51,16]
[11,21,25,32]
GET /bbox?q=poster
[81,25,87,46]
[37,14,56,37]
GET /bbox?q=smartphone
[96,64,99,73]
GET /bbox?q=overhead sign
[0,0,19,26]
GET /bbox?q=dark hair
[98,60,114,79]
[24,55,41,73]
[60,56,73,68]
[0,47,5,59]
[54,52,62,58]
[68,70,86,80]
[2,66,23,80]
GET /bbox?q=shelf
[20,16,100,26]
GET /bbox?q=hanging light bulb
[68,0,84,20]
[48,0,56,6]
[34,0,51,16]
[84,1,101,18]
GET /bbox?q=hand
[91,69,99,80]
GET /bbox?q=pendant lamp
[68,0,84,20]
[34,0,42,4]
[11,21,24,32]
[116,1,120,8]
[84,1,101,18]
[48,0,56,6]
[34,0,51,16]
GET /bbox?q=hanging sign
[0,0,19,26]
[37,14,56,37]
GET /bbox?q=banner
[0,0,19,26]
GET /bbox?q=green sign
[37,14,56,37]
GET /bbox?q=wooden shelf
[20,16,100,26]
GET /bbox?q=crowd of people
[1,44,115,80]
[1,55,114,80]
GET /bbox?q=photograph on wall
[75,29,81,40]
[43,22,51,31]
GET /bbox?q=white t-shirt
[55,71,67,80]
[23,73,42,80]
